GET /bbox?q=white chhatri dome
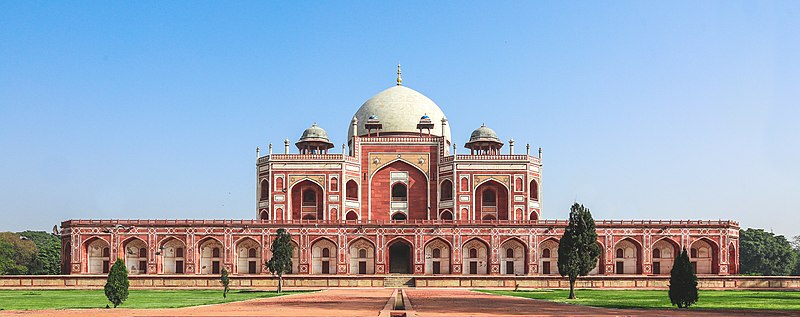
[347,85,451,144]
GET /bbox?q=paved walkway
[405,289,799,317]
[0,288,393,317]
[1,288,797,317]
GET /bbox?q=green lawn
[479,289,800,311]
[0,289,313,310]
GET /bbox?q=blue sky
[1,2,798,237]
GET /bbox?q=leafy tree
[220,268,230,298]
[104,259,129,308]
[0,232,37,275]
[267,228,294,294]
[739,228,797,276]
[669,247,698,308]
[557,203,601,299]
[19,231,61,275]
[793,236,800,276]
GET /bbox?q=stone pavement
[1,288,797,317]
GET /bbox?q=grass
[479,289,800,311]
[0,289,313,310]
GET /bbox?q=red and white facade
[60,75,739,277]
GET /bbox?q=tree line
[0,231,61,275]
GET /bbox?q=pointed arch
[424,238,452,274]
[500,237,527,275]
[290,179,324,220]
[345,210,359,221]
[613,237,643,274]
[651,237,680,275]
[475,179,509,220]
[690,237,719,274]
[538,238,559,275]
[440,179,453,201]
[311,237,337,274]
[387,237,414,274]
[235,237,261,274]
[349,238,375,274]
[439,209,453,220]
[461,238,489,275]
[121,237,148,275]
[259,179,270,201]
[345,179,359,200]
[84,236,110,274]
[197,237,224,275]
[159,236,186,274]
[529,179,539,200]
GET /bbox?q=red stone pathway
[405,289,799,317]
[1,288,797,317]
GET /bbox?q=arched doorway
[161,238,186,274]
[388,240,412,274]
[539,238,559,275]
[123,238,148,274]
[475,180,509,220]
[652,238,679,275]
[311,238,336,274]
[236,238,261,274]
[291,179,324,220]
[500,239,526,275]
[199,238,223,275]
[614,238,642,274]
[349,239,375,274]
[424,239,451,274]
[462,239,489,274]
[85,238,110,274]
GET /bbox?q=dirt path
[404,289,799,317]
[0,288,393,317]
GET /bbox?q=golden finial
[396,63,402,86]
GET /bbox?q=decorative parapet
[61,218,739,229]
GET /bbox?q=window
[260,179,269,201]
[392,213,407,221]
[275,177,284,191]
[302,189,316,206]
[391,183,407,202]
[460,178,469,191]
[212,247,221,258]
[322,248,330,258]
[469,248,478,258]
[440,180,453,201]
[346,180,358,200]
[482,189,496,206]
[691,248,698,258]
[616,248,624,259]
[139,248,147,258]
[102,247,110,258]
[176,247,184,257]
[432,248,441,258]
[653,248,661,259]
[248,248,257,258]
[440,210,453,220]
[506,248,514,258]
[330,177,338,192]
[514,178,523,191]
[530,180,539,200]
[358,248,367,258]
[542,248,551,258]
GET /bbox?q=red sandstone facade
[60,73,739,277]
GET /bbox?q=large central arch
[475,180,509,221]
[290,179,324,221]
[370,160,429,221]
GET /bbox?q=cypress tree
[220,268,230,298]
[104,259,129,308]
[557,203,601,299]
[267,228,295,294]
[669,247,699,308]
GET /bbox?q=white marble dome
[347,85,451,144]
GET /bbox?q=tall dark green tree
[104,259,129,308]
[220,268,230,298]
[267,228,294,294]
[557,203,601,299]
[793,236,800,276]
[669,247,698,308]
[739,228,797,276]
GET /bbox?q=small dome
[299,123,331,142]
[468,124,501,143]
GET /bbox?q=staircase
[384,276,416,288]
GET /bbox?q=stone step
[384,276,416,288]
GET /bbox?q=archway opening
[345,211,359,221]
[391,212,407,221]
[388,241,412,274]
